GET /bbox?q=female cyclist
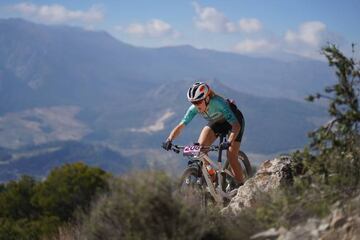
[162,82,246,184]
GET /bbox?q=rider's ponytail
[208,89,216,98]
[208,89,226,100]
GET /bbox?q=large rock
[224,156,293,214]
[251,196,360,240]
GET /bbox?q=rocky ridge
[224,156,360,240]
[251,197,360,240]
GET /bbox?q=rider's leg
[198,126,217,180]
[227,141,245,183]
[198,126,217,147]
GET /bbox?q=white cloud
[225,22,237,33]
[283,21,328,59]
[9,2,104,24]
[193,2,229,33]
[231,21,330,59]
[233,39,275,53]
[147,19,173,37]
[193,2,262,33]
[285,21,326,46]
[120,19,180,38]
[11,2,37,14]
[126,23,146,35]
[238,18,262,33]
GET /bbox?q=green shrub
[0,175,38,220]
[32,162,111,222]
[0,162,111,240]
[0,216,61,240]
[77,171,260,240]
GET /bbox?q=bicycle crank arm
[216,187,238,200]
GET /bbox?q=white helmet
[187,82,210,102]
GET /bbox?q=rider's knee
[228,146,239,154]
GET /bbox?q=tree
[32,162,110,221]
[301,44,360,187]
[0,175,38,220]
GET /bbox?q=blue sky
[1,0,359,60]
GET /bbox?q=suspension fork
[218,134,229,193]
[217,134,223,160]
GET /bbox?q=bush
[76,171,261,240]
[32,162,110,222]
[0,175,38,220]
[0,162,111,240]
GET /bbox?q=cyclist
[162,82,246,184]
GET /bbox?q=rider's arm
[166,105,197,142]
[167,123,185,141]
[181,105,198,126]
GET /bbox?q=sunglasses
[191,100,204,105]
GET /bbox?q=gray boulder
[224,155,293,214]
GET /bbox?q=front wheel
[178,166,211,207]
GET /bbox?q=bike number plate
[183,145,201,156]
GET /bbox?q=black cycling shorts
[207,104,245,143]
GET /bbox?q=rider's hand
[162,139,172,151]
[220,141,231,150]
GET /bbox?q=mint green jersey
[180,95,237,126]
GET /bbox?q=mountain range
[0,18,334,181]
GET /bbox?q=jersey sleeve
[217,98,237,124]
[180,105,198,126]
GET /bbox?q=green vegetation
[74,171,262,240]
[253,44,360,229]
[0,163,110,239]
[303,44,360,188]
[296,44,360,190]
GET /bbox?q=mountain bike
[169,133,252,206]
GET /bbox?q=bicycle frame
[173,134,238,204]
[200,154,237,203]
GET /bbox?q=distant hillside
[0,18,330,158]
[0,141,133,182]
[0,18,335,110]
[0,77,327,155]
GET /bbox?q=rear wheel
[223,150,252,191]
[237,151,252,178]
